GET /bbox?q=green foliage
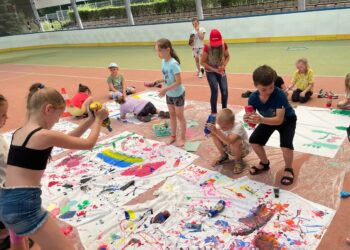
[42,20,72,31]
[0,0,26,36]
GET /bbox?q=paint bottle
[150,210,170,224]
[326,95,332,108]
[244,105,256,129]
[204,114,216,136]
[273,188,279,198]
[185,223,202,231]
[208,200,226,218]
[89,101,113,132]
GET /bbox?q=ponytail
[157,38,181,64]
[0,94,7,106]
[78,83,91,94]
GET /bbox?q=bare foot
[176,138,185,148]
[167,136,176,145]
[346,237,350,245]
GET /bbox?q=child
[206,108,251,174]
[155,38,186,147]
[0,83,108,250]
[244,65,297,185]
[241,75,287,98]
[113,92,169,122]
[337,73,350,110]
[200,29,230,115]
[67,83,93,117]
[190,17,206,78]
[107,62,126,98]
[287,58,314,103]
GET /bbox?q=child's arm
[68,116,94,137]
[43,109,108,150]
[108,82,119,93]
[122,76,126,96]
[223,47,230,69]
[248,108,285,126]
[206,124,239,144]
[197,29,205,40]
[159,74,181,97]
[201,52,220,73]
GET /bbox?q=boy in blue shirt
[244,65,297,185]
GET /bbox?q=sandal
[233,161,246,174]
[249,161,270,175]
[281,167,294,186]
[214,154,229,166]
[241,91,252,98]
[317,89,326,98]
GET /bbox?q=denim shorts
[0,187,48,236]
[166,92,185,107]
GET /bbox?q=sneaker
[159,111,170,119]
[200,67,205,75]
[198,71,203,78]
[233,161,246,174]
[328,91,339,99]
[317,89,326,98]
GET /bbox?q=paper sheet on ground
[95,165,334,250]
[236,106,350,158]
[2,120,105,156]
[41,132,198,248]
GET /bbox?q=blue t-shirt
[248,88,296,120]
[161,58,185,98]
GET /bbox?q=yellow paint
[47,203,57,211]
[0,34,349,53]
[125,210,136,220]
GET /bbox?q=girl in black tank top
[0,83,109,250]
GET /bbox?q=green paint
[102,149,144,163]
[329,161,340,167]
[312,129,336,140]
[186,120,199,128]
[60,204,71,215]
[331,109,350,116]
[303,142,338,150]
[184,141,201,152]
[336,126,348,131]
[186,196,192,201]
[77,200,90,210]
[1,41,350,76]
[110,233,120,241]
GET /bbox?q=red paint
[173,159,180,168]
[48,181,60,187]
[93,205,98,209]
[62,226,73,236]
[139,138,144,143]
[235,192,246,199]
[121,161,166,177]
[57,155,84,168]
[312,210,325,218]
[49,174,59,178]
[274,203,289,212]
[143,147,152,151]
[77,211,86,217]
[97,245,108,250]
[286,219,295,226]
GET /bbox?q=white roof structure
[34,0,85,9]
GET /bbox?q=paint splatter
[97,149,144,168]
[254,232,279,250]
[204,235,224,245]
[56,155,85,168]
[304,142,338,150]
[59,211,76,219]
[62,226,73,236]
[48,181,60,187]
[121,161,166,177]
[77,200,90,210]
[312,210,325,218]
[77,211,86,217]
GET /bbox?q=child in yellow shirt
[288,58,314,103]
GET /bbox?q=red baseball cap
[209,29,223,47]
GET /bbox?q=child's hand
[243,113,250,123]
[300,91,306,98]
[247,113,262,124]
[95,108,109,121]
[158,89,166,98]
[206,123,217,133]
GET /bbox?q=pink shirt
[69,92,89,108]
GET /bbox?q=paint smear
[59,211,76,219]
[312,210,325,218]
[62,226,73,236]
[121,161,166,177]
[254,232,279,250]
[56,155,85,168]
[48,181,60,187]
[97,149,144,168]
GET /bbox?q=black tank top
[7,128,53,170]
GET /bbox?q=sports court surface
[1,40,350,249]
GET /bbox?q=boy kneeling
[206,108,251,174]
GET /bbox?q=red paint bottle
[326,95,332,108]
[244,105,256,129]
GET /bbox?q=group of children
[0,31,350,249]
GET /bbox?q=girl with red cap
[201,29,230,115]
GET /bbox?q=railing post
[195,0,204,20]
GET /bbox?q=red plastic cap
[210,29,223,47]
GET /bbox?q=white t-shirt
[191,27,206,49]
[217,121,249,145]
[0,134,8,185]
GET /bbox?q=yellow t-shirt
[292,69,314,92]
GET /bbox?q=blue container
[204,114,216,135]
[208,200,226,218]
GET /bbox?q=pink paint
[56,155,84,168]
[143,147,152,151]
[49,174,59,179]
[93,205,98,209]
[139,138,144,143]
[121,161,166,177]
[77,211,86,217]
[48,181,60,187]
[97,232,103,240]
[50,208,60,217]
[312,210,325,218]
[62,226,73,236]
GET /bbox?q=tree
[0,0,25,36]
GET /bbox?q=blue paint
[215,220,229,228]
[179,234,187,239]
[232,239,250,247]
[68,200,78,206]
[59,211,76,219]
[96,153,133,168]
[204,236,219,244]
